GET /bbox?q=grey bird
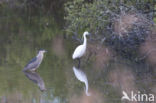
[23,49,47,72]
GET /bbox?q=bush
[64,0,154,60]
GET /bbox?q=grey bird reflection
[23,71,46,91]
[73,66,91,96]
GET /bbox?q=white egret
[72,31,90,66]
[73,66,91,96]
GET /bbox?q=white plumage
[73,66,91,96]
[72,31,90,59]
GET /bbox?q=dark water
[0,1,155,103]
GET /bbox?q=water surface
[0,2,155,103]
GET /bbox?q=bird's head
[83,31,90,36]
[39,49,47,54]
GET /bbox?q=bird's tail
[22,67,28,72]
[22,68,26,72]
[72,54,76,59]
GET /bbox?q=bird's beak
[44,50,47,53]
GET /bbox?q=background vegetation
[65,0,156,60]
[0,0,155,103]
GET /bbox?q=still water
[0,2,155,103]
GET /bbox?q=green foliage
[65,0,154,60]
[154,18,156,23]
[64,0,155,37]
[65,0,110,36]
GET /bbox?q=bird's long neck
[84,81,91,96]
[83,34,87,46]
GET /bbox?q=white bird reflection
[73,66,91,96]
[23,71,46,92]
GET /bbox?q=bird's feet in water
[78,58,81,68]
[29,69,37,73]
[73,58,81,68]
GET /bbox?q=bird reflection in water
[73,66,91,96]
[23,71,46,92]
